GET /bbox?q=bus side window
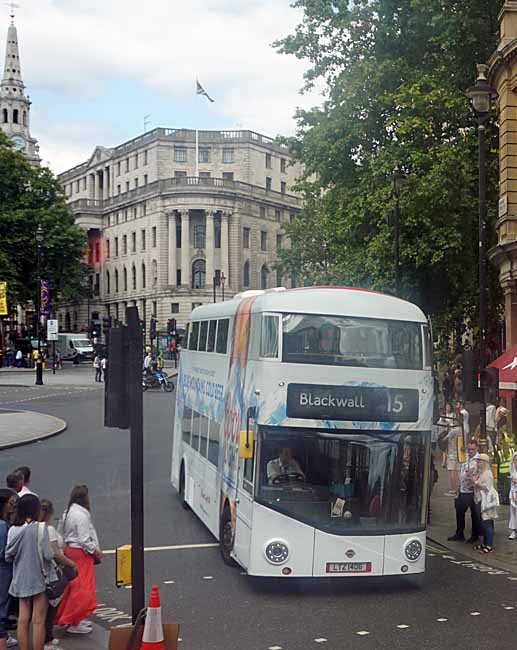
[198,321,208,352]
[260,315,279,358]
[207,320,217,353]
[208,419,220,465]
[199,415,209,457]
[182,406,193,446]
[216,319,229,353]
[189,322,200,350]
[191,410,202,452]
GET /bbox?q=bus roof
[190,286,428,323]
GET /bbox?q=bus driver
[267,447,305,484]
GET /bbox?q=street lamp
[466,63,497,451]
[35,223,44,385]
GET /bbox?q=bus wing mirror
[239,429,253,459]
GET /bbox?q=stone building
[58,128,302,334]
[0,15,39,164]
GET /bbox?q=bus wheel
[220,505,237,566]
[179,464,190,510]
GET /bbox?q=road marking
[470,612,481,616]
[436,618,448,622]
[268,646,283,649]
[163,580,175,584]
[203,575,214,580]
[356,631,370,636]
[314,639,327,643]
[94,604,132,624]
[396,625,409,629]
[504,606,515,610]
[103,542,219,555]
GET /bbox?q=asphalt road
[0,378,516,650]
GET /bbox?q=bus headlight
[404,539,422,562]
[265,540,290,565]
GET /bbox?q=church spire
[0,8,40,164]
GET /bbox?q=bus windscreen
[282,314,423,370]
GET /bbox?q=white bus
[171,287,434,578]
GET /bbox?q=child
[474,453,499,553]
[509,451,517,540]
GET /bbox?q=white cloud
[4,0,322,172]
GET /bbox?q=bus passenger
[318,324,340,355]
[267,448,305,483]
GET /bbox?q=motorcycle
[142,370,175,392]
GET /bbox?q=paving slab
[0,408,66,449]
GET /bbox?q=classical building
[0,14,39,163]
[58,128,302,334]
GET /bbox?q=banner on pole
[0,282,7,316]
[40,280,50,316]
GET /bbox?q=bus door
[233,415,257,568]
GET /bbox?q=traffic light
[102,316,112,335]
[90,320,101,338]
[481,367,499,404]
[150,317,157,340]
[140,320,146,337]
[167,318,177,336]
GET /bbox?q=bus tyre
[179,465,190,510]
[220,505,237,566]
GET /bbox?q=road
[0,372,516,650]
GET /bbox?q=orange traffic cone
[140,585,165,650]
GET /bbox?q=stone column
[89,173,95,200]
[104,167,110,200]
[181,211,190,287]
[168,212,177,286]
[205,211,215,287]
[221,211,230,287]
[504,286,517,347]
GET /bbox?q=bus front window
[257,428,429,535]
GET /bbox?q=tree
[275,0,503,345]
[0,131,88,314]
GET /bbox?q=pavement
[0,408,66,449]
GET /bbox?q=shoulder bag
[37,522,76,600]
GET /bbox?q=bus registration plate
[326,562,372,573]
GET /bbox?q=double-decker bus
[171,287,433,577]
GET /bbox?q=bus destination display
[286,383,419,422]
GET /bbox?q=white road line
[356,631,370,636]
[103,542,219,555]
[470,612,481,616]
[396,625,409,629]
[163,580,175,584]
[203,575,214,580]
[436,618,448,622]
[314,638,327,643]
[268,646,283,650]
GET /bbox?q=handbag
[37,522,77,600]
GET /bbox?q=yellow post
[115,545,132,588]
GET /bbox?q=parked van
[56,333,94,362]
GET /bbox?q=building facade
[58,128,302,334]
[0,16,39,163]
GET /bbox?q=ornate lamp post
[35,224,44,386]
[466,64,497,450]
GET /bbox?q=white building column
[104,167,110,200]
[221,211,230,287]
[205,210,215,287]
[181,210,190,287]
[168,212,177,285]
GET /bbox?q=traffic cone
[140,585,165,650]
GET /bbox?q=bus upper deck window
[260,315,279,358]
[207,320,217,352]
[216,319,229,353]
[189,322,200,350]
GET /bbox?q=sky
[1,0,322,174]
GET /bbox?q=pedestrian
[0,489,18,650]
[474,453,500,553]
[100,356,107,382]
[447,439,482,543]
[93,355,101,383]
[456,400,470,438]
[38,500,77,650]
[508,451,517,540]
[443,410,462,496]
[5,474,23,495]
[55,485,102,635]
[157,352,164,372]
[55,351,63,370]
[5,494,54,650]
[14,351,22,369]
[14,468,36,498]
[442,366,452,406]
[486,400,497,448]
[143,351,152,374]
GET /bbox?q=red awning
[488,344,517,395]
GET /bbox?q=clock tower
[0,10,39,164]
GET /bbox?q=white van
[56,333,94,362]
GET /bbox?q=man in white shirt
[267,448,305,483]
[447,440,481,543]
[15,465,37,497]
[456,400,470,437]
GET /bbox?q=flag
[40,280,50,316]
[196,79,214,103]
[0,282,7,316]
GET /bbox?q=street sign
[499,194,508,219]
[47,319,58,341]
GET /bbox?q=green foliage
[0,131,88,311]
[275,0,503,343]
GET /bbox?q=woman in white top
[39,499,77,650]
[55,486,102,635]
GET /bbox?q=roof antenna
[6,1,18,23]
